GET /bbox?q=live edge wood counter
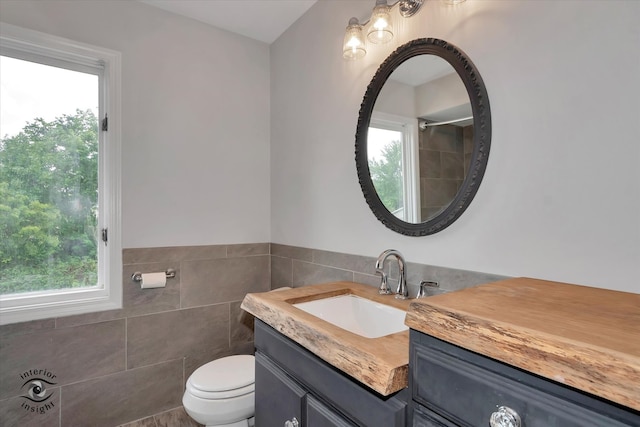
[405,277,640,411]
[241,281,412,396]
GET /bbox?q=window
[0,24,121,324]
[368,112,419,222]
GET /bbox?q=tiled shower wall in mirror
[419,124,474,220]
[0,243,506,427]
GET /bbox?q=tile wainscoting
[270,243,507,297]
[0,243,506,426]
[0,244,268,427]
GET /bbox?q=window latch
[101,228,108,245]
[102,115,108,131]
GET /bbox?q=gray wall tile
[441,151,464,179]
[61,360,183,427]
[0,318,55,339]
[231,341,255,356]
[292,260,354,287]
[127,305,229,369]
[406,262,507,292]
[122,262,181,317]
[227,243,270,258]
[271,256,293,288]
[181,256,270,308]
[176,245,228,261]
[271,243,313,261]
[55,308,124,329]
[420,149,441,178]
[184,348,231,384]
[123,245,227,264]
[230,301,254,345]
[311,249,376,275]
[0,389,60,427]
[0,320,125,400]
[353,272,382,288]
[279,246,508,298]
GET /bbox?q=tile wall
[0,243,268,427]
[270,243,506,297]
[0,243,505,427]
[419,124,473,220]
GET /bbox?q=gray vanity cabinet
[408,330,640,427]
[255,352,306,427]
[306,396,356,427]
[254,320,408,427]
[255,352,355,427]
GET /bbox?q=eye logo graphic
[22,379,55,403]
[18,369,57,414]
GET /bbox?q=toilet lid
[187,380,254,400]
[189,355,255,393]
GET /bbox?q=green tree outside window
[0,110,98,294]
[369,140,403,215]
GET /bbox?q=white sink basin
[293,294,408,338]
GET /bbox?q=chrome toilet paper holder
[131,268,176,282]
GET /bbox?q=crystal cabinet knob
[284,417,299,427]
[490,406,521,427]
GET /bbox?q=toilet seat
[187,355,255,400]
[187,381,254,400]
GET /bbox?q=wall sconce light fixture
[342,0,466,60]
[367,0,394,44]
[343,17,367,60]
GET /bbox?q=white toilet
[182,354,255,427]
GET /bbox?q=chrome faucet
[375,249,409,299]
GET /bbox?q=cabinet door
[307,395,356,427]
[255,320,408,427]
[256,352,306,427]
[410,331,640,427]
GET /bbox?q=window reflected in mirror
[368,126,405,220]
[369,53,474,224]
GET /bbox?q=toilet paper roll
[140,272,166,289]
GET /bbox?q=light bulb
[367,0,393,44]
[343,18,366,60]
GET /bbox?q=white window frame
[0,23,122,325]
[370,112,420,223]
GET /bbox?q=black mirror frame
[355,38,491,236]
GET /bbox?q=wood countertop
[241,281,412,396]
[405,277,640,411]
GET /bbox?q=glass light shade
[343,18,366,60]
[367,1,393,44]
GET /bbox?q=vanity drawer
[410,331,639,427]
[411,405,457,427]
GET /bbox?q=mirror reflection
[356,38,491,236]
[368,55,473,223]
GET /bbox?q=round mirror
[356,38,491,236]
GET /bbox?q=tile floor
[118,406,203,427]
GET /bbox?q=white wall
[376,79,416,118]
[415,72,469,119]
[271,0,640,293]
[2,1,638,293]
[0,0,271,248]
